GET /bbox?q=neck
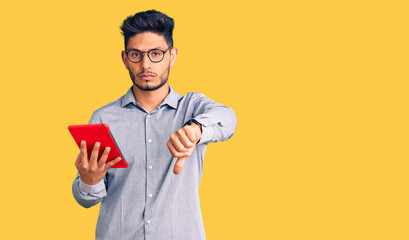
[132,83,170,113]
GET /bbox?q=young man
[72,10,237,240]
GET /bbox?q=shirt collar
[121,85,182,109]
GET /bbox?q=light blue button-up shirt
[72,85,237,240]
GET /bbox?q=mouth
[138,73,156,80]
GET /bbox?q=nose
[140,53,151,69]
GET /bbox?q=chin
[134,80,167,91]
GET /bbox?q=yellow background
[0,0,408,239]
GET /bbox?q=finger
[169,132,190,152]
[98,146,111,168]
[167,140,191,158]
[105,157,121,169]
[176,129,195,149]
[79,140,88,158]
[79,140,88,167]
[90,142,101,166]
[173,156,188,175]
[166,140,179,157]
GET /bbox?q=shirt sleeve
[71,111,108,208]
[72,173,107,208]
[187,93,237,145]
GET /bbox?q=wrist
[186,119,202,133]
[80,175,100,185]
[185,119,202,143]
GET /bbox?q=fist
[167,122,202,174]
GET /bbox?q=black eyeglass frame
[125,46,173,63]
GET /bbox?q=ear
[170,48,178,67]
[121,50,129,70]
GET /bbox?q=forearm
[191,94,237,144]
[72,173,107,208]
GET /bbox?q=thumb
[173,156,188,175]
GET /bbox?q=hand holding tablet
[68,124,128,185]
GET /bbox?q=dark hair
[120,10,174,50]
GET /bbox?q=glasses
[125,46,172,63]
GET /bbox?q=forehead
[127,32,168,50]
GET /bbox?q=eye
[151,51,161,56]
[131,52,141,57]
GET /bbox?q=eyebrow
[128,46,164,51]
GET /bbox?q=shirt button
[148,139,152,143]
[148,193,153,198]
[147,220,151,224]
[147,115,151,118]
[148,165,153,170]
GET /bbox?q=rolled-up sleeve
[72,173,107,208]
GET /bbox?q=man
[72,10,237,240]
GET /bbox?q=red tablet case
[68,123,128,168]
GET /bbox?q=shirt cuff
[79,178,105,194]
[197,123,213,144]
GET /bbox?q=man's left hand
[167,122,202,174]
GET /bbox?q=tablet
[68,123,128,168]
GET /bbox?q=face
[121,32,177,91]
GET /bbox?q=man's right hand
[75,140,121,185]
